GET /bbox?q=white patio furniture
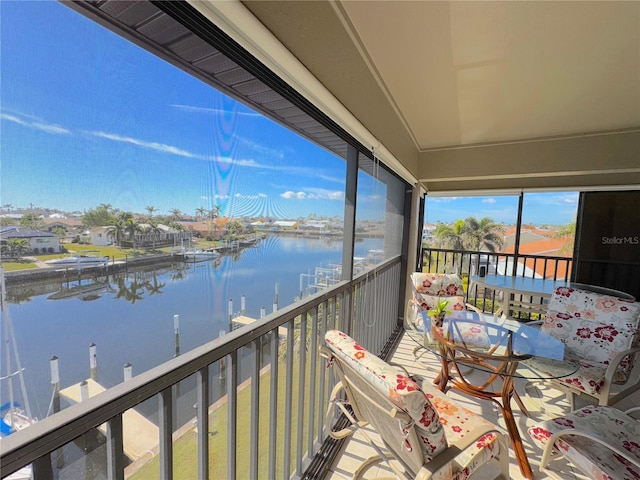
[321,329,509,480]
[527,286,640,408]
[528,404,640,480]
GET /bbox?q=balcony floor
[326,330,640,480]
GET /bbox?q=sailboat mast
[9,313,33,422]
[1,267,16,429]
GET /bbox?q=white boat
[182,247,220,261]
[45,254,109,268]
[1,267,36,480]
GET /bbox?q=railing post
[158,388,173,480]
[226,351,238,480]
[268,329,279,479]
[32,454,53,480]
[196,366,209,480]
[250,338,260,479]
[106,414,124,480]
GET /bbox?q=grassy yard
[128,353,324,480]
[0,243,179,271]
[1,260,37,271]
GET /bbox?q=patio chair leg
[566,392,575,411]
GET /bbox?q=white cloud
[1,112,71,135]
[86,130,210,160]
[280,189,343,201]
[234,193,266,200]
[482,198,497,204]
[170,104,263,117]
[428,197,460,203]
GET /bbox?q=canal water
[2,235,383,422]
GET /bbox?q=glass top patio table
[407,310,578,380]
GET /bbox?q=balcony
[326,332,640,480]
[2,250,638,480]
[2,2,639,479]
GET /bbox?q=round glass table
[407,310,578,480]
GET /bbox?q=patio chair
[321,329,509,479]
[568,282,635,300]
[528,286,640,408]
[527,404,640,480]
[408,272,490,369]
[408,273,470,329]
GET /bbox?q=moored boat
[1,268,36,480]
[45,254,109,268]
[182,247,220,261]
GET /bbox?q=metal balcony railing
[421,247,573,319]
[0,257,403,480]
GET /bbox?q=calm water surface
[3,235,382,420]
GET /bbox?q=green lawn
[128,353,324,480]
[1,244,177,271]
[1,260,37,271]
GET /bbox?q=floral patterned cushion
[414,311,491,350]
[526,353,607,396]
[416,377,503,479]
[414,293,467,316]
[542,287,640,382]
[411,272,465,296]
[325,330,502,479]
[410,273,467,324]
[528,405,640,480]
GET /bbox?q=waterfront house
[0,226,62,255]
[2,2,639,480]
[271,220,299,231]
[85,226,113,246]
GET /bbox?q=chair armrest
[625,406,640,419]
[542,427,640,471]
[324,381,369,439]
[599,345,640,399]
[416,425,507,480]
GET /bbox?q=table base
[435,355,534,480]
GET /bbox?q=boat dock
[232,315,288,337]
[59,379,158,461]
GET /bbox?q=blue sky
[1,1,578,226]
[1,1,350,220]
[426,192,579,226]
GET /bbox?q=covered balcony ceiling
[241,1,640,193]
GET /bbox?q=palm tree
[170,208,182,221]
[107,212,134,246]
[140,222,162,250]
[435,217,504,253]
[118,213,142,250]
[434,220,466,250]
[434,217,504,274]
[463,217,505,252]
[196,207,207,221]
[555,222,576,256]
[145,205,157,222]
[3,239,30,259]
[208,205,221,238]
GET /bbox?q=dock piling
[89,343,97,381]
[80,380,89,401]
[173,315,180,357]
[124,362,132,381]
